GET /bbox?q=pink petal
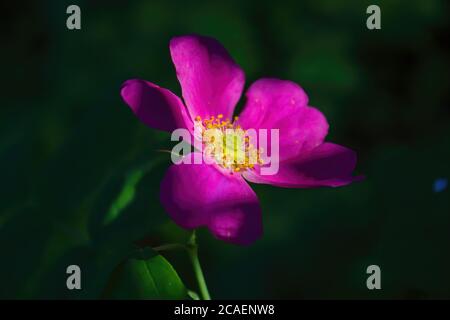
[121,79,192,132]
[169,35,245,120]
[160,157,262,245]
[238,79,329,161]
[243,143,362,188]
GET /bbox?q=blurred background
[1,0,449,299]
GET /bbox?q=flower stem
[187,231,211,300]
[153,243,187,252]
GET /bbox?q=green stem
[187,231,211,300]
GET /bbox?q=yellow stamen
[194,113,265,173]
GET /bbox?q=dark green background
[1,0,449,299]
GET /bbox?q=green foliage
[103,169,145,226]
[104,248,188,299]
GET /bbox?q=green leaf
[87,155,168,246]
[105,248,188,300]
[187,290,201,300]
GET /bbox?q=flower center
[194,114,263,173]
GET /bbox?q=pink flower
[121,35,362,245]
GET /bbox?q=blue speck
[433,178,448,193]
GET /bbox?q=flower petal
[121,79,192,132]
[238,79,329,161]
[243,143,362,188]
[160,157,262,245]
[170,35,245,120]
